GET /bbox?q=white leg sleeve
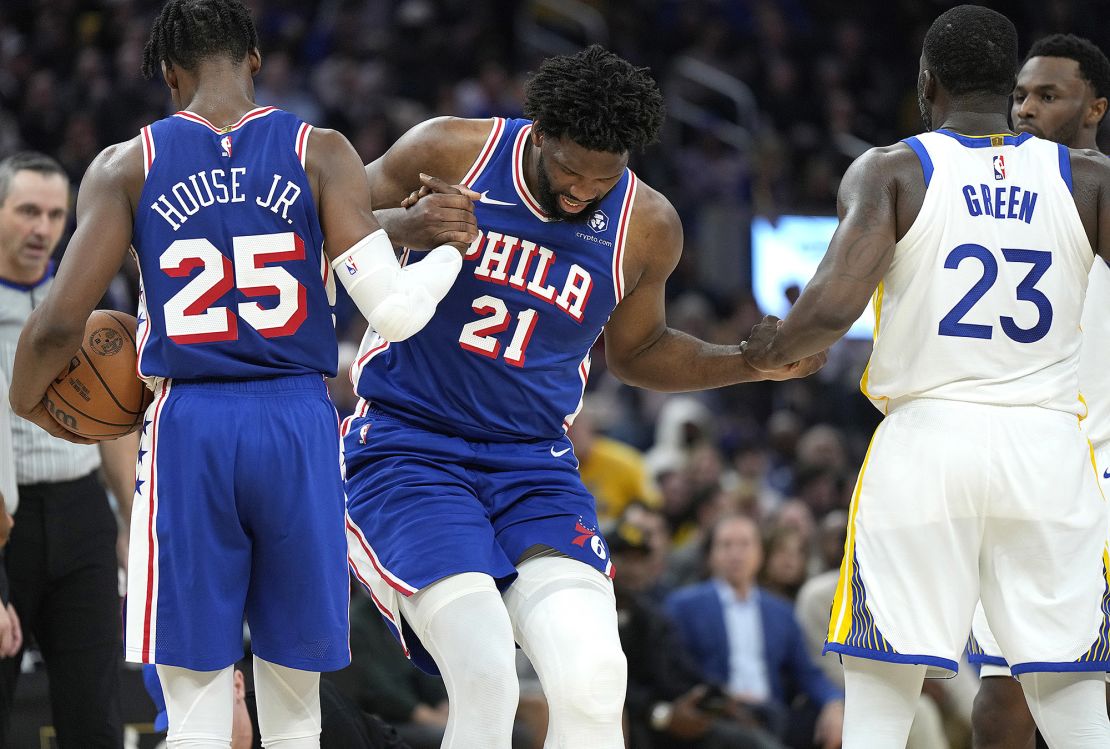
[841,656,925,749]
[332,230,462,342]
[1019,671,1110,747]
[398,572,520,749]
[157,664,234,748]
[253,656,321,748]
[503,556,626,749]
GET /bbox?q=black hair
[523,45,665,154]
[922,5,1018,97]
[142,0,259,79]
[1026,33,1110,100]
[0,152,66,206]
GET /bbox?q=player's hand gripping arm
[742,148,898,371]
[310,128,463,342]
[603,189,827,391]
[364,117,485,250]
[9,142,140,445]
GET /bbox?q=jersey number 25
[160,232,307,344]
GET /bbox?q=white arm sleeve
[332,229,463,342]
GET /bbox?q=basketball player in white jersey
[968,32,1110,749]
[742,6,1110,748]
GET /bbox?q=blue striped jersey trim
[935,129,1034,148]
[1076,558,1110,664]
[1058,143,1074,193]
[902,137,933,187]
[841,549,897,654]
[824,643,959,674]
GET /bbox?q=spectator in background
[666,514,843,749]
[569,407,661,524]
[758,525,808,601]
[621,502,675,603]
[610,522,784,749]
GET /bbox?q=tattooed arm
[742,147,902,370]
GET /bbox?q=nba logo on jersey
[220,135,232,158]
[993,154,1006,180]
[343,256,359,276]
[588,210,609,233]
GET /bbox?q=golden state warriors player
[743,7,1110,748]
[9,1,466,745]
[342,47,827,749]
[967,33,1110,749]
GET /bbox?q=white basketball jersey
[1080,260,1110,448]
[862,130,1093,414]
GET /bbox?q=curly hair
[923,5,1018,97]
[523,45,665,154]
[1026,34,1110,100]
[142,0,259,79]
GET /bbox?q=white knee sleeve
[399,572,519,749]
[841,656,925,749]
[253,657,321,748]
[1019,671,1110,748]
[157,664,234,748]
[504,556,627,749]
[332,230,462,342]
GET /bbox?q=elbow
[28,315,84,353]
[367,292,436,342]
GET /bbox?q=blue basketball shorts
[125,374,351,672]
[342,406,613,668]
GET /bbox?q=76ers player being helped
[8,0,464,745]
[343,46,826,749]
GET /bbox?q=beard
[917,81,933,131]
[534,153,604,222]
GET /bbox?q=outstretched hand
[741,315,827,380]
[398,173,480,252]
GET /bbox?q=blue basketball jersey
[133,107,338,380]
[351,118,639,441]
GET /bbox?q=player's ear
[920,69,937,103]
[1086,97,1108,130]
[162,60,178,92]
[531,123,543,148]
[247,48,262,77]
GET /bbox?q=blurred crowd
[4,0,1107,746]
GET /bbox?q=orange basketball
[44,310,153,440]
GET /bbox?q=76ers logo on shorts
[993,154,1006,180]
[571,519,608,560]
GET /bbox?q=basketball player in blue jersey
[967,33,1110,749]
[8,0,466,746]
[341,46,829,749]
[743,6,1110,748]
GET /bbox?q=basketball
[43,310,153,440]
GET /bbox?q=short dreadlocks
[141,0,259,79]
[523,45,665,154]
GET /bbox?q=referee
[0,152,138,747]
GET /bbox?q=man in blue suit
[665,514,844,749]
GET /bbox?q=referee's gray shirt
[0,269,100,486]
